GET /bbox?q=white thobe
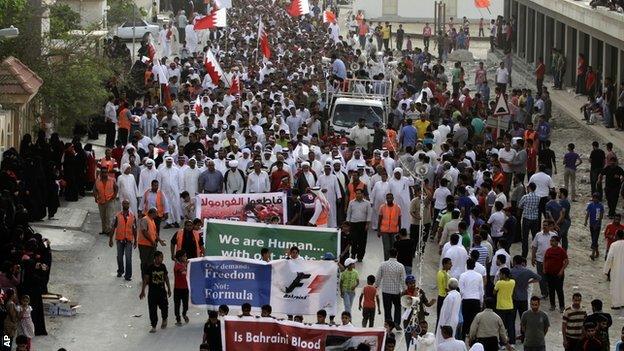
[346,157,366,172]
[157,166,182,224]
[159,29,171,58]
[117,174,139,215]
[370,180,390,230]
[435,290,461,345]
[316,173,342,228]
[185,25,198,53]
[182,166,202,197]
[604,240,624,307]
[138,167,159,196]
[382,157,395,178]
[388,176,413,229]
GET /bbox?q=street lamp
[0,26,19,38]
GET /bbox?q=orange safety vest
[138,217,158,247]
[379,203,401,233]
[175,229,202,257]
[114,211,135,241]
[118,108,131,130]
[143,189,165,217]
[348,182,366,202]
[95,178,116,204]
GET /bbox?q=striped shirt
[375,258,406,295]
[563,305,587,339]
[519,192,540,220]
[141,117,159,139]
[471,245,489,267]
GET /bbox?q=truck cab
[327,78,392,135]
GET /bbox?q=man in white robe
[157,157,182,226]
[604,231,624,309]
[117,164,139,215]
[181,158,201,197]
[388,168,414,230]
[370,172,389,230]
[138,159,159,198]
[316,164,342,228]
[436,278,462,345]
[185,24,198,54]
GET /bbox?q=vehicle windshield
[332,104,383,128]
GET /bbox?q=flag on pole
[204,50,225,85]
[194,95,203,116]
[258,19,271,60]
[474,0,491,8]
[323,10,336,24]
[229,75,240,95]
[286,0,310,17]
[194,8,227,30]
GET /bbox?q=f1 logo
[284,272,311,293]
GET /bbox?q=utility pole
[132,5,136,62]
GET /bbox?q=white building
[351,0,504,21]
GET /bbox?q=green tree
[107,0,146,26]
[50,3,81,38]
[0,0,127,136]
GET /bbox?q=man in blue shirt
[331,54,347,82]
[398,118,417,150]
[584,192,605,260]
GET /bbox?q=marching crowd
[3,0,624,350]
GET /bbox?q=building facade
[505,0,624,91]
[352,0,503,21]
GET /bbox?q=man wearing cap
[318,163,343,228]
[295,161,317,195]
[157,157,182,228]
[224,160,246,194]
[246,161,270,194]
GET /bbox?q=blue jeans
[342,291,355,313]
[116,240,133,280]
[590,225,601,249]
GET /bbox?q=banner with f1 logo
[188,257,337,315]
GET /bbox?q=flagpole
[255,16,261,65]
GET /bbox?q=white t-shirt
[487,210,506,238]
[496,67,509,84]
[528,172,554,197]
[433,186,452,210]
[531,231,557,262]
[497,148,516,173]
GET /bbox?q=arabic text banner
[204,219,339,260]
[195,192,287,223]
[188,257,337,315]
[221,317,386,351]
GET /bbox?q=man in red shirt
[535,57,546,95]
[543,235,568,312]
[604,214,624,256]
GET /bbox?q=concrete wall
[397,0,436,19]
[352,0,382,19]
[354,0,503,20]
[61,0,106,28]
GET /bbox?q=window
[332,104,383,128]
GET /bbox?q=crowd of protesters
[3,0,624,350]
